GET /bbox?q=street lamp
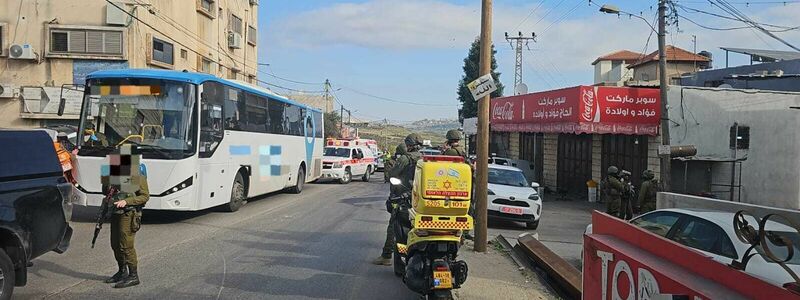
[600,1,672,191]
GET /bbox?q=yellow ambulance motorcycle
[389,155,473,300]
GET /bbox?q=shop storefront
[491,86,661,196]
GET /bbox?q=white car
[487,165,542,229]
[320,146,373,184]
[585,208,800,287]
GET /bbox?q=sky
[256,0,800,122]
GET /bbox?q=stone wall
[542,133,559,190]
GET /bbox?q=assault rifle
[91,187,117,248]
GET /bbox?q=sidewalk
[453,240,557,300]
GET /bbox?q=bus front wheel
[225,173,246,212]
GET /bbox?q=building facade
[667,86,800,209]
[0,0,259,128]
[680,58,800,92]
[627,45,710,86]
[592,50,642,86]
[491,86,662,197]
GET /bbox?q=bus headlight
[158,177,194,197]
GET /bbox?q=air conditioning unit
[228,32,242,49]
[9,44,36,60]
[249,0,258,5]
[0,84,16,98]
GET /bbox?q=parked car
[486,165,542,229]
[489,156,537,186]
[0,130,75,299]
[376,151,386,171]
[584,208,800,287]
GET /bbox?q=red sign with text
[491,86,660,135]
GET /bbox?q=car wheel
[0,248,15,300]
[362,166,372,182]
[224,173,246,212]
[289,166,305,194]
[526,220,539,230]
[340,168,352,184]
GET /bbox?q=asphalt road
[15,173,417,300]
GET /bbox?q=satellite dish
[515,83,529,95]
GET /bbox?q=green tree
[324,111,341,139]
[457,38,504,121]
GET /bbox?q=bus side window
[200,82,224,158]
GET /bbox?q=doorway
[557,134,593,195]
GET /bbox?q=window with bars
[48,28,123,58]
[151,37,174,65]
[247,26,257,45]
[198,57,213,74]
[229,13,243,34]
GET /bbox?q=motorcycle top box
[412,155,472,216]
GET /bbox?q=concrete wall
[0,0,258,128]
[542,133,558,190]
[668,86,800,209]
[647,135,661,180]
[509,132,520,159]
[633,61,697,84]
[591,134,602,183]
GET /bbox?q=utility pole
[658,0,672,191]
[692,35,697,71]
[474,0,492,253]
[340,105,344,134]
[324,79,332,113]
[505,31,536,94]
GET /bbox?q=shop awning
[491,86,661,136]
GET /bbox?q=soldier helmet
[607,166,619,175]
[642,169,655,179]
[446,129,462,141]
[395,143,407,155]
[404,133,423,147]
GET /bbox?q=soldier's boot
[114,266,140,288]
[371,256,392,266]
[104,266,128,283]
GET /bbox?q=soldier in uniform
[442,129,467,158]
[619,170,635,220]
[372,133,422,266]
[102,144,150,288]
[638,169,659,213]
[384,144,406,183]
[601,166,624,218]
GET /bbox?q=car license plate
[433,271,453,289]
[501,206,524,215]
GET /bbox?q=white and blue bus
[72,69,323,211]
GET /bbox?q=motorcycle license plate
[500,206,524,215]
[433,271,453,289]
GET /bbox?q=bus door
[198,82,229,208]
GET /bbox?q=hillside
[354,123,443,153]
[403,119,461,136]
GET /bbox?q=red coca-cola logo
[581,89,595,122]
[492,102,514,121]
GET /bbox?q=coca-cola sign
[492,102,514,121]
[581,88,596,122]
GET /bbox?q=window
[0,23,6,57]
[671,218,737,259]
[47,26,124,58]
[268,99,286,134]
[200,82,224,158]
[151,37,174,66]
[247,26,257,45]
[197,0,216,18]
[229,13,243,34]
[631,212,681,237]
[244,92,268,133]
[223,86,245,130]
[198,57,213,74]
[180,49,188,59]
[730,125,750,150]
[312,111,323,138]
[285,104,304,136]
[228,68,238,80]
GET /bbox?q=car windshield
[488,168,528,187]
[755,230,800,265]
[324,147,351,157]
[77,78,196,159]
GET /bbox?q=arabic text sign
[467,74,497,101]
[595,86,660,124]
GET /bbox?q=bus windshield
[78,78,197,159]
